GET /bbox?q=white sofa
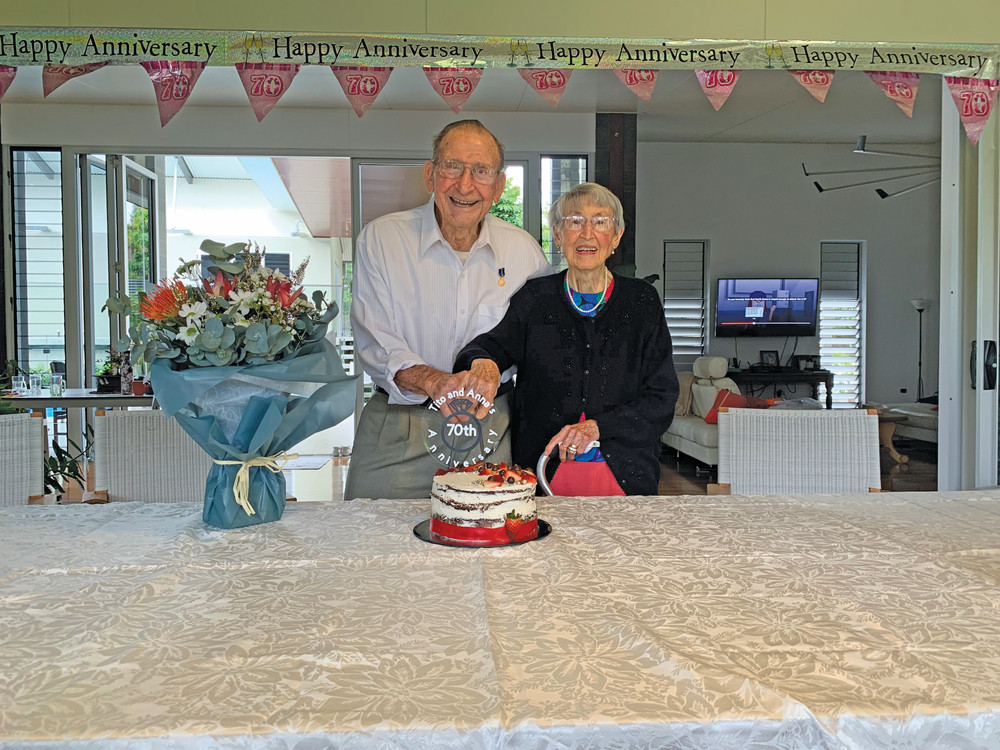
[875,402,938,443]
[661,356,740,468]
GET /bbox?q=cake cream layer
[431,471,536,528]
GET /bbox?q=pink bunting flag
[42,63,108,97]
[140,61,206,127]
[612,69,658,101]
[423,67,483,114]
[518,68,571,107]
[866,71,920,117]
[788,69,835,103]
[945,76,999,147]
[695,69,741,111]
[332,66,393,117]
[235,62,300,122]
[0,66,15,102]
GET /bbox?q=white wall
[1,103,596,157]
[636,142,940,404]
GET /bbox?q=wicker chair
[92,410,214,503]
[712,408,881,495]
[0,412,46,506]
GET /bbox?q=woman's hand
[545,419,600,462]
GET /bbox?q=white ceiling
[3,64,942,144]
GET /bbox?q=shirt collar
[419,197,497,260]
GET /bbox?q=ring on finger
[567,444,578,453]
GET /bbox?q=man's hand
[544,419,600,462]
[394,360,500,418]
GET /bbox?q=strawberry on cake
[430,462,538,545]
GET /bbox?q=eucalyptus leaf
[205,349,236,366]
[104,294,132,316]
[197,318,226,350]
[243,322,269,354]
[219,327,236,349]
[268,328,293,355]
[199,239,230,258]
[319,302,339,324]
[215,259,245,274]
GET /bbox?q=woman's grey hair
[548,182,625,233]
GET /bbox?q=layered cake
[430,462,538,545]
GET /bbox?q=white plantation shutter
[264,252,291,277]
[662,241,706,368]
[820,242,864,408]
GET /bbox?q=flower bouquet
[106,239,357,529]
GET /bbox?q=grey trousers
[344,390,512,500]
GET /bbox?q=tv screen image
[715,278,819,337]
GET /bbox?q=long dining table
[3,490,1000,748]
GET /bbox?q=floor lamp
[910,298,932,400]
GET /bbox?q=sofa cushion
[693,356,729,379]
[691,381,718,418]
[675,371,694,416]
[668,414,720,449]
[884,403,938,432]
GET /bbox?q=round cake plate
[413,519,551,548]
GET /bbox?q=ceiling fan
[805,136,941,198]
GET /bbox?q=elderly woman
[453,182,678,495]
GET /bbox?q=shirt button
[585,343,591,348]
[460,309,466,314]
[584,370,589,375]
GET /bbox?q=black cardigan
[455,271,679,495]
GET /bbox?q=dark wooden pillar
[595,113,636,276]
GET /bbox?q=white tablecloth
[3,491,1000,748]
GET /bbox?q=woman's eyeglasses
[434,159,498,184]
[560,215,618,233]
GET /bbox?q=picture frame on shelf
[759,350,780,370]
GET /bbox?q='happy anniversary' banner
[0,29,996,78]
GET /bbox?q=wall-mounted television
[715,278,819,337]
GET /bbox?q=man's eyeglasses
[559,215,618,233]
[434,159,499,185]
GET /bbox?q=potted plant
[43,426,93,502]
[94,350,122,393]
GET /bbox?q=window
[819,242,864,407]
[540,156,588,269]
[125,164,155,298]
[662,240,707,368]
[490,163,525,228]
[263,251,291,276]
[11,149,65,372]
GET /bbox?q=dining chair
[0,412,46,506]
[711,407,881,494]
[92,410,214,503]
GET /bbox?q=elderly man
[345,120,552,500]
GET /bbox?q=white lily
[178,301,208,319]
[228,289,257,316]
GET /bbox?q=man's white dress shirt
[351,198,552,405]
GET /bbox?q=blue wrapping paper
[151,338,357,529]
